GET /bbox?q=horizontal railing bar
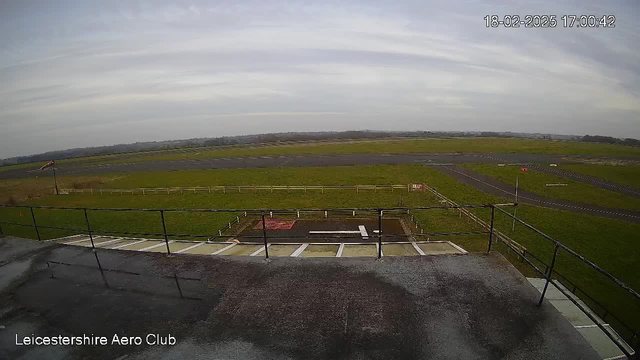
[0,204,504,212]
[494,206,640,302]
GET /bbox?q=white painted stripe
[139,241,174,252]
[604,355,629,360]
[309,230,360,234]
[447,241,468,254]
[336,243,345,257]
[359,225,368,239]
[93,238,125,247]
[175,242,205,254]
[47,234,85,243]
[64,237,94,245]
[574,324,609,329]
[291,244,309,257]
[412,242,426,256]
[250,244,270,256]
[112,239,147,249]
[211,243,237,255]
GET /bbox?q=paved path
[430,165,640,223]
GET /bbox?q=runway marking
[412,242,426,256]
[139,241,174,252]
[336,243,345,257]
[64,237,94,245]
[359,225,369,239]
[175,242,205,253]
[250,244,270,256]
[112,239,147,249]
[93,238,125,247]
[291,244,309,257]
[211,243,237,255]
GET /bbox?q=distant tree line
[581,135,640,147]
[2,130,637,166]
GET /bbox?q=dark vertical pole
[30,207,41,241]
[160,210,171,255]
[538,243,560,307]
[487,206,495,253]
[0,219,4,237]
[377,209,383,259]
[53,166,59,195]
[83,208,95,249]
[261,212,269,259]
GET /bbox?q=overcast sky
[1,1,639,158]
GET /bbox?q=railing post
[0,218,4,237]
[538,243,560,307]
[261,212,269,259]
[30,207,41,241]
[160,210,171,255]
[83,208,96,249]
[487,206,495,253]
[377,209,383,259]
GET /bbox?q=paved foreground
[0,236,599,360]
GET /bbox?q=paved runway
[431,165,640,223]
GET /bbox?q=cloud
[0,0,639,158]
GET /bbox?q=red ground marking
[253,220,297,230]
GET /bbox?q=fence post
[261,212,269,259]
[83,208,96,249]
[487,206,495,253]
[377,209,383,259]
[538,243,560,307]
[30,207,41,241]
[160,210,171,255]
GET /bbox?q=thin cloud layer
[1,0,639,157]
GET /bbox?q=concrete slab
[301,244,339,257]
[549,299,596,326]
[117,240,158,251]
[341,244,377,257]
[577,326,626,359]
[266,244,299,257]
[146,241,199,253]
[383,243,419,256]
[418,242,462,255]
[181,243,230,255]
[218,244,263,256]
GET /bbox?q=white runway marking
[291,244,309,257]
[359,225,368,239]
[112,239,147,249]
[211,243,237,255]
[175,242,205,254]
[139,241,174,252]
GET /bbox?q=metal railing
[1,201,637,357]
[59,184,413,195]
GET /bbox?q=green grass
[463,164,640,211]
[97,138,640,165]
[563,164,640,190]
[2,164,639,339]
[98,165,436,188]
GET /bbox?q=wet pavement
[0,236,600,360]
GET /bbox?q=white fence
[60,184,415,195]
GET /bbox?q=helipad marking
[93,238,125,247]
[448,241,469,254]
[291,244,309,257]
[64,237,93,245]
[139,241,174,252]
[112,239,147,249]
[336,243,345,257]
[250,244,271,256]
[358,225,368,239]
[412,242,426,256]
[175,242,205,254]
[211,243,237,255]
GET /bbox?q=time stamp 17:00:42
[484,15,616,28]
